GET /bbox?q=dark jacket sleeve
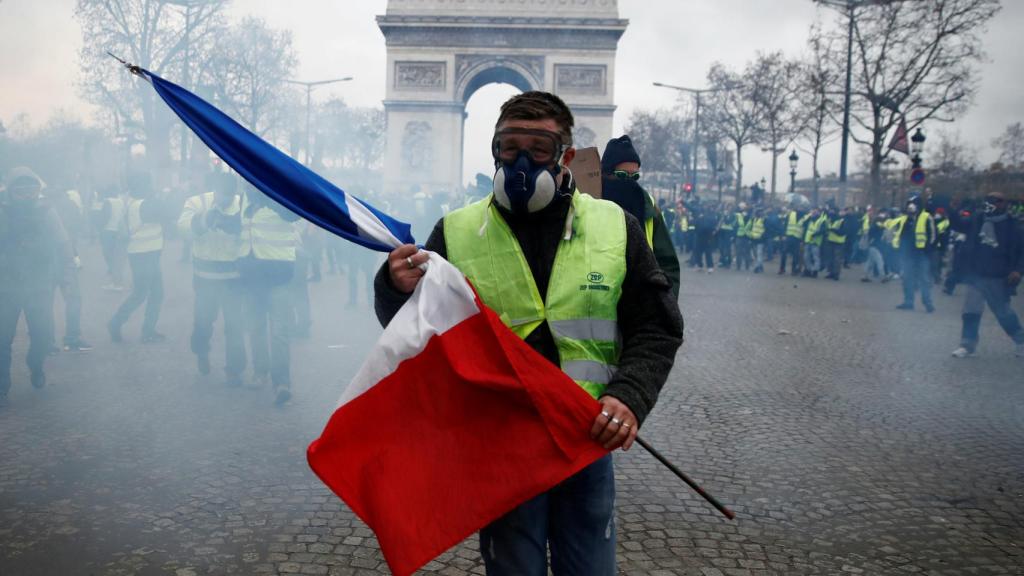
[602,214,684,426]
[373,218,447,327]
[651,213,681,300]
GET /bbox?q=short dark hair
[496,91,575,146]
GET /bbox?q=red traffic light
[683,183,693,192]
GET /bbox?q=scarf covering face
[979,212,1008,248]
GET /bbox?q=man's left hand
[591,396,639,451]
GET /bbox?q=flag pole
[635,436,736,520]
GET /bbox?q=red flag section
[307,255,608,576]
[888,118,910,155]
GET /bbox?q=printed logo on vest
[588,272,604,283]
[581,272,610,292]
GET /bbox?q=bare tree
[704,63,761,199]
[749,51,803,201]
[795,26,843,205]
[313,99,386,172]
[205,17,299,141]
[75,0,227,182]
[622,108,690,176]
[992,122,1024,169]
[825,0,1001,204]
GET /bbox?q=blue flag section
[144,69,414,252]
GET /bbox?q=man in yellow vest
[778,205,805,276]
[748,206,767,273]
[894,195,937,312]
[822,205,847,280]
[802,207,828,277]
[734,203,752,271]
[600,135,680,298]
[95,185,128,291]
[239,186,300,406]
[178,173,244,386]
[375,92,683,575]
[109,173,166,343]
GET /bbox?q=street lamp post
[815,0,910,208]
[163,0,214,181]
[788,149,799,194]
[653,82,724,198]
[284,77,354,166]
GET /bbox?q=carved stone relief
[394,61,447,90]
[455,54,544,87]
[555,64,606,95]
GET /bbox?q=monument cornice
[378,14,628,33]
[378,22,626,49]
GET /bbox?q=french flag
[140,68,610,575]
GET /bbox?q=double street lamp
[285,77,354,166]
[653,82,724,198]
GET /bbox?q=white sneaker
[707,268,715,274]
[951,347,975,358]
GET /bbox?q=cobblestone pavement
[2,244,1023,576]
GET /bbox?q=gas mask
[491,128,567,215]
[983,201,997,214]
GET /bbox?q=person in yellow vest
[95,185,128,291]
[778,205,806,276]
[239,186,300,406]
[599,135,680,298]
[822,206,847,280]
[802,207,828,277]
[748,207,767,273]
[109,173,166,343]
[734,203,752,271]
[375,92,684,575]
[894,195,937,312]
[178,172,245,386]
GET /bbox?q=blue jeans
[901,251,933,308]
[480,455,616,576]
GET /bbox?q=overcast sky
[1,0,1022,189]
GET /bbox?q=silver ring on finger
[622,422,631,429]
[405,256,415,269]
[610,417,621,426]
[601,411,611,420]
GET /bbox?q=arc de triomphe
[377,0,628,197]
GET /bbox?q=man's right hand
[388,244,429,294]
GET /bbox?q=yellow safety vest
[445,191,626,399]
[891,212,932,250]
[736,213,747,238]
[937,218,950,234]
[827,217,846,244]
[240,201,298,262]
[104,196,126,233]
[785,211,803,239]
[804,214,828,246]
[179,192,242,280]
[749,217,765,241]
[126,198,163,254]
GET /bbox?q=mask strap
[563,203,575,241]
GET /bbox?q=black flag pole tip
[106,52,148,80]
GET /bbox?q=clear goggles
[491,128,569,166]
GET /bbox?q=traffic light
[683,182,693,193]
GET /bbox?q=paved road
[1,244,1022,576]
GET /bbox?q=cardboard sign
[569,147,602,199]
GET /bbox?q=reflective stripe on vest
[240,206,297,262]
[827,218,846,244]
[891,212,931,249]
[445,191,626,399]
[127,198,163,254]
[785,211,802,238]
